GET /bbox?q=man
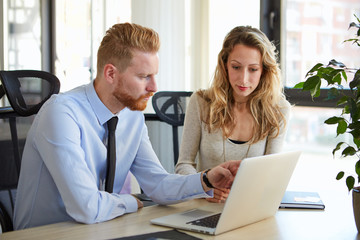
[13,23,241,230]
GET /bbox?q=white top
[175,93,291,175]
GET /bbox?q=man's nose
[146,77,157,92]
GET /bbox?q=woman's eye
[232,65,240,70]
[250,68,258,72]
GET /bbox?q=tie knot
[107,116,118,131]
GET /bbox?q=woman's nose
[238,69,248,84]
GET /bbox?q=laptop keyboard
[186,213,221,228]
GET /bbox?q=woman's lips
[238,86,248,91]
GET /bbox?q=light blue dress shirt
[14,82,210,230]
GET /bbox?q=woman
[175,26,291,202]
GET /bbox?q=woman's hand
[206,188,230,203]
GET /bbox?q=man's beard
[114,89,154,111]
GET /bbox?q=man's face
[113,50,158,111]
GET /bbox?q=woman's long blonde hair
[198,26,287,143]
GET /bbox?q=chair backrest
[0,70,60,116]
[0,70,60,233]
[0,201,13,233]
[152,91,192,165]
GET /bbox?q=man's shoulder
[39,85,90,117]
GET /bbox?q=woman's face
[226,44,263,103]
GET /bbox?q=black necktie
[105,116,118,193]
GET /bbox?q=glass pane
[7,0,41,70]
[284,106,349,153]
[55,0,92,92]
[208,0,260,79]
[283,106,357,191]
[284,0,360,88]
[55,0,132,92]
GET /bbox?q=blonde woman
[175,26,291,203]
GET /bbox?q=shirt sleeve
[130,122,212,204]
[175,93,202,175]
[35,103,138,224]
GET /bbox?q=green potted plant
[294,14,360,230]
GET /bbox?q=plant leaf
[341,70,348,82]
[293,82,304,89]
[336,171,345,180]
[349,22,360,29]
[303,76,321,98]
[346,176,355,191]
[332,71,343,85]
[348,98,359,121]
[328,59,346,68]
[333,142,345,155]
[337,95,348,106]
[356,161,360,178]
[354,137,360,148]
[342,146,356,156]
[325,116,344,124]
[336,119,348,135]
[303,76,320,90]
[350,129,360,139]
[348,121,360,130]
[350,70,360,90]
[305,63,323,77]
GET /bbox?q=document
[280,191,325,210]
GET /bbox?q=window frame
[260,0,352,108]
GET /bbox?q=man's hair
[96,23,160,76]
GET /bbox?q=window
[208,0,260,80]
[285,0,360,87]
[283,0,360,106]
[4,0,41,70]
[279,0,360,175]
[54,0,131,92]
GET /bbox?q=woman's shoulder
[185,90,210,120]
[192,90,210,106]
[278,96,291,109]
[277,96,292,117]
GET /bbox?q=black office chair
[0,70,60,232]
[152,91,193,166]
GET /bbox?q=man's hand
[131,195,144,209]
[201,160,241,192]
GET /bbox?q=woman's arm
[175,93,203,175]
[265,99,292,154]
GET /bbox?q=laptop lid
[150,151,301,235]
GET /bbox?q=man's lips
[142,93,154,101]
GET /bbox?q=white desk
[1,190,359,240]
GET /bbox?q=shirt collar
[85,81,116,126]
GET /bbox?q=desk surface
[1,190,360,240]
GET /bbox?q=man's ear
[103,64,117,84]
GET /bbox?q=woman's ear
[103,64,117,84]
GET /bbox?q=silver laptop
[151,151,301,235]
